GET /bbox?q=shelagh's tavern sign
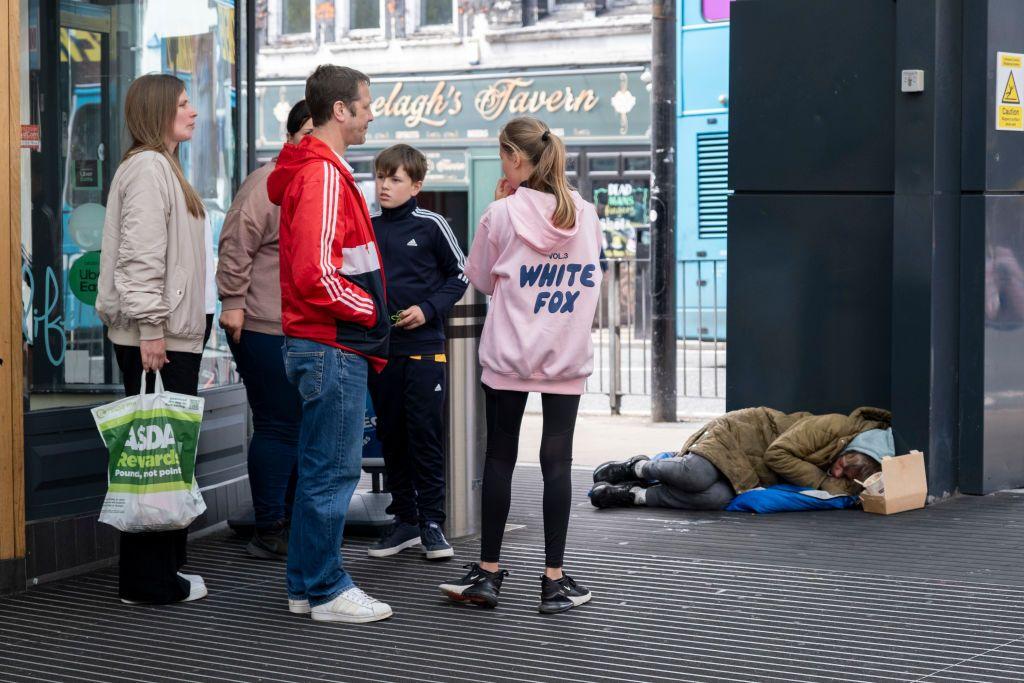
[257,68,650,148]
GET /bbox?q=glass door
[57,21,113,388]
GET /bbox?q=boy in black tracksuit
[366,144,468,560]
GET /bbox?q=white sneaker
[120,576,206,605]
[289,598,311,614]
[183,581,208,602]
[177,572,204,587]
[310,586,393,623]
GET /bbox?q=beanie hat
[842,427,895,464]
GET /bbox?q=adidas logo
[407,238,418,247]
[434,384,442,392]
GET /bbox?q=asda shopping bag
[91,371,206,532]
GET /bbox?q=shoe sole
[184,584,208,602]
[570,592,592,606]
[424,546,455,561]
[439,585,498,609]
[538,592,591,614]
[289,601,311,615]
[246,542,287,561]
[367,536,422,558]
[310,608,393,623]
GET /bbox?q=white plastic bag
[91,371,207,532]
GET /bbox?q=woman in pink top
[439,116,603,614]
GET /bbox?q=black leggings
[479,385,580,569]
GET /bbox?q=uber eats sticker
[69,250,101,306]
[96,408,201,493]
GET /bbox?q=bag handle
[139,369,166,396]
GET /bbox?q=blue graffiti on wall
[22,262,67,367]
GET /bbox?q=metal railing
[678,259,726,399]
[585,257,726,411]
[586,257,652,412]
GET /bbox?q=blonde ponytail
[122,74,205,219]
[499,116,576,230]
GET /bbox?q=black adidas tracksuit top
[371,198,469,356]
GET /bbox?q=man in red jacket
[268,65,392,624]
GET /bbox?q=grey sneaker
[367,521,421,558]
[246,520,289,560]
[421,522,454,560]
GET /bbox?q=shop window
[349,0,381,31]
[577,150,651,259]
[315,1,337,42]
[420,0,453,27]
[21,0,243,408]
[282,0,314,35]
[565,153,579,174]
[623,154,651,172]
[348,157,375,177]
[588,154,620,174]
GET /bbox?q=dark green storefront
[256,65,653,255]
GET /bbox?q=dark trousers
[643,453,735,510]
[479,385,580,569]
[228,330,300,528]
[113,340,204,604]
[367,355,447,526]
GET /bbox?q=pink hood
[464,187,603,394]
[506,187,585,254]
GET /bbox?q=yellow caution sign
[997,52,1024,131]
[1004,72,1021,104]
[999,105,1023,130]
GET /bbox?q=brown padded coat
[679,406,892,495]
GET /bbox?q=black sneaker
[421,522,455,560]
[367,521,422,558]
[246,520,289,560]
[589,483,637,509]
[539,574,592,614]
[439,563,509,608]
[592,455,650,485]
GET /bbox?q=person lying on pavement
[589,406,893,510]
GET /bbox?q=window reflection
[21,0,242,409]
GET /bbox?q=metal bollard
[608,260,623,414]
[444,288,487,539]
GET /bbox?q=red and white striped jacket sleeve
[286,161,378,327]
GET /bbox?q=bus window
[702,0,730,22]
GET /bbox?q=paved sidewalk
[2,467,1023,682]
[518,413,702,467]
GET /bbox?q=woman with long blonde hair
[96,73,211,604]
[440,116,604,614]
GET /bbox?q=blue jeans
[283,337,368,606]
[228,331,300,528]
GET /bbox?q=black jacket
[371,198,468,356]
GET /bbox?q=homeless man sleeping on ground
[589,406,894,510]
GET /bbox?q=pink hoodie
[465,187,603,394]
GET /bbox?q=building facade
[256,0,653,254]
[2,0,252,593]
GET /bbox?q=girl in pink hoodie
[439,116,602,614]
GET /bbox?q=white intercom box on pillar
[901,69,925,93]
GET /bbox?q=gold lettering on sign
[371,78,601,128]
[474,78,600,121]
[372,81,462,127]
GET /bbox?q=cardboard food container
[860,450,927,515]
